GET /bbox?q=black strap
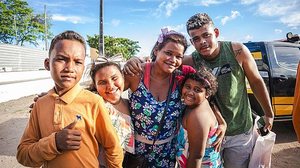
[150,73,175,151]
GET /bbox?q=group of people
[16,12,274,168]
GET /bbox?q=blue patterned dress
[176,124,223,168]
[129,77,183,167]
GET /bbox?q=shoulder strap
[144,63,151,90]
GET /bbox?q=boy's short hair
[49,30,86,57]
[186,13,214,33]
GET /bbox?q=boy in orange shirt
[16,30,123,168]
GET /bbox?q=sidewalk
[0,70,92,103]
[0,71,52,103]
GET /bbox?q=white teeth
[62,76,73,80]
[107,89,118,94]
[185,96,193,101]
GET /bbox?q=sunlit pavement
[0,71,52,103]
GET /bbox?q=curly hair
[186,13,214,33]
[181,67,218,98]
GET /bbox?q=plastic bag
[249,116,276,168]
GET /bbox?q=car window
[274,46,300,71]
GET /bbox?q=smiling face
[94,65,124,105]
[181,78,208,107]
[154,41,184,73]
[189,24,220,60]
[45,39,85,95]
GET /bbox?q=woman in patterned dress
[124,28,195,167]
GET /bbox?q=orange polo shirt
[293,62,300,142]
[17,84,123,168]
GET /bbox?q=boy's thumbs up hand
[64,120,77,129]
[55,120,81,152]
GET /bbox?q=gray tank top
[192,41,252,136]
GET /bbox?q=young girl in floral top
[89,61,134,167]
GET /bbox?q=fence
[0,44,47,72]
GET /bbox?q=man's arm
[17,104,59,167]
[28,92,47,112]
[182,54,195,67]
[234,43,274,130]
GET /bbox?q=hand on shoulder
[123,56,143,76]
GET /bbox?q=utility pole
[14,15,18,45]
[44,5,48,50]
[99,0,104,58]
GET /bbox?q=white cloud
[221,11,240,25]
[111,19,121,27]
[197,0,229,7]
[32,1,74,8]
[166,24,185,32]
[155,0,180,17]
[240,0,259,5]
[274,29,282,34]
[244,34,253,41]
[280,12,300,28]
[254,0,300,28]
[257,0,296,17]
[166,0,180,17]
[52,14,94,24]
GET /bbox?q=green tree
[0,0,52,46]
[87,35,140,60]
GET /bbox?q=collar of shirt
[49,84,83,104]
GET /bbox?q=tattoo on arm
[234,48,243,57]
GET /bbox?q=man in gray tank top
[183,13,274,168]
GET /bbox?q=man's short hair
[186,13,214,33]
[49,30,86,57]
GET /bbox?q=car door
[267,42,300,117]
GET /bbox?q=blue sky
[27,0,300,56]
